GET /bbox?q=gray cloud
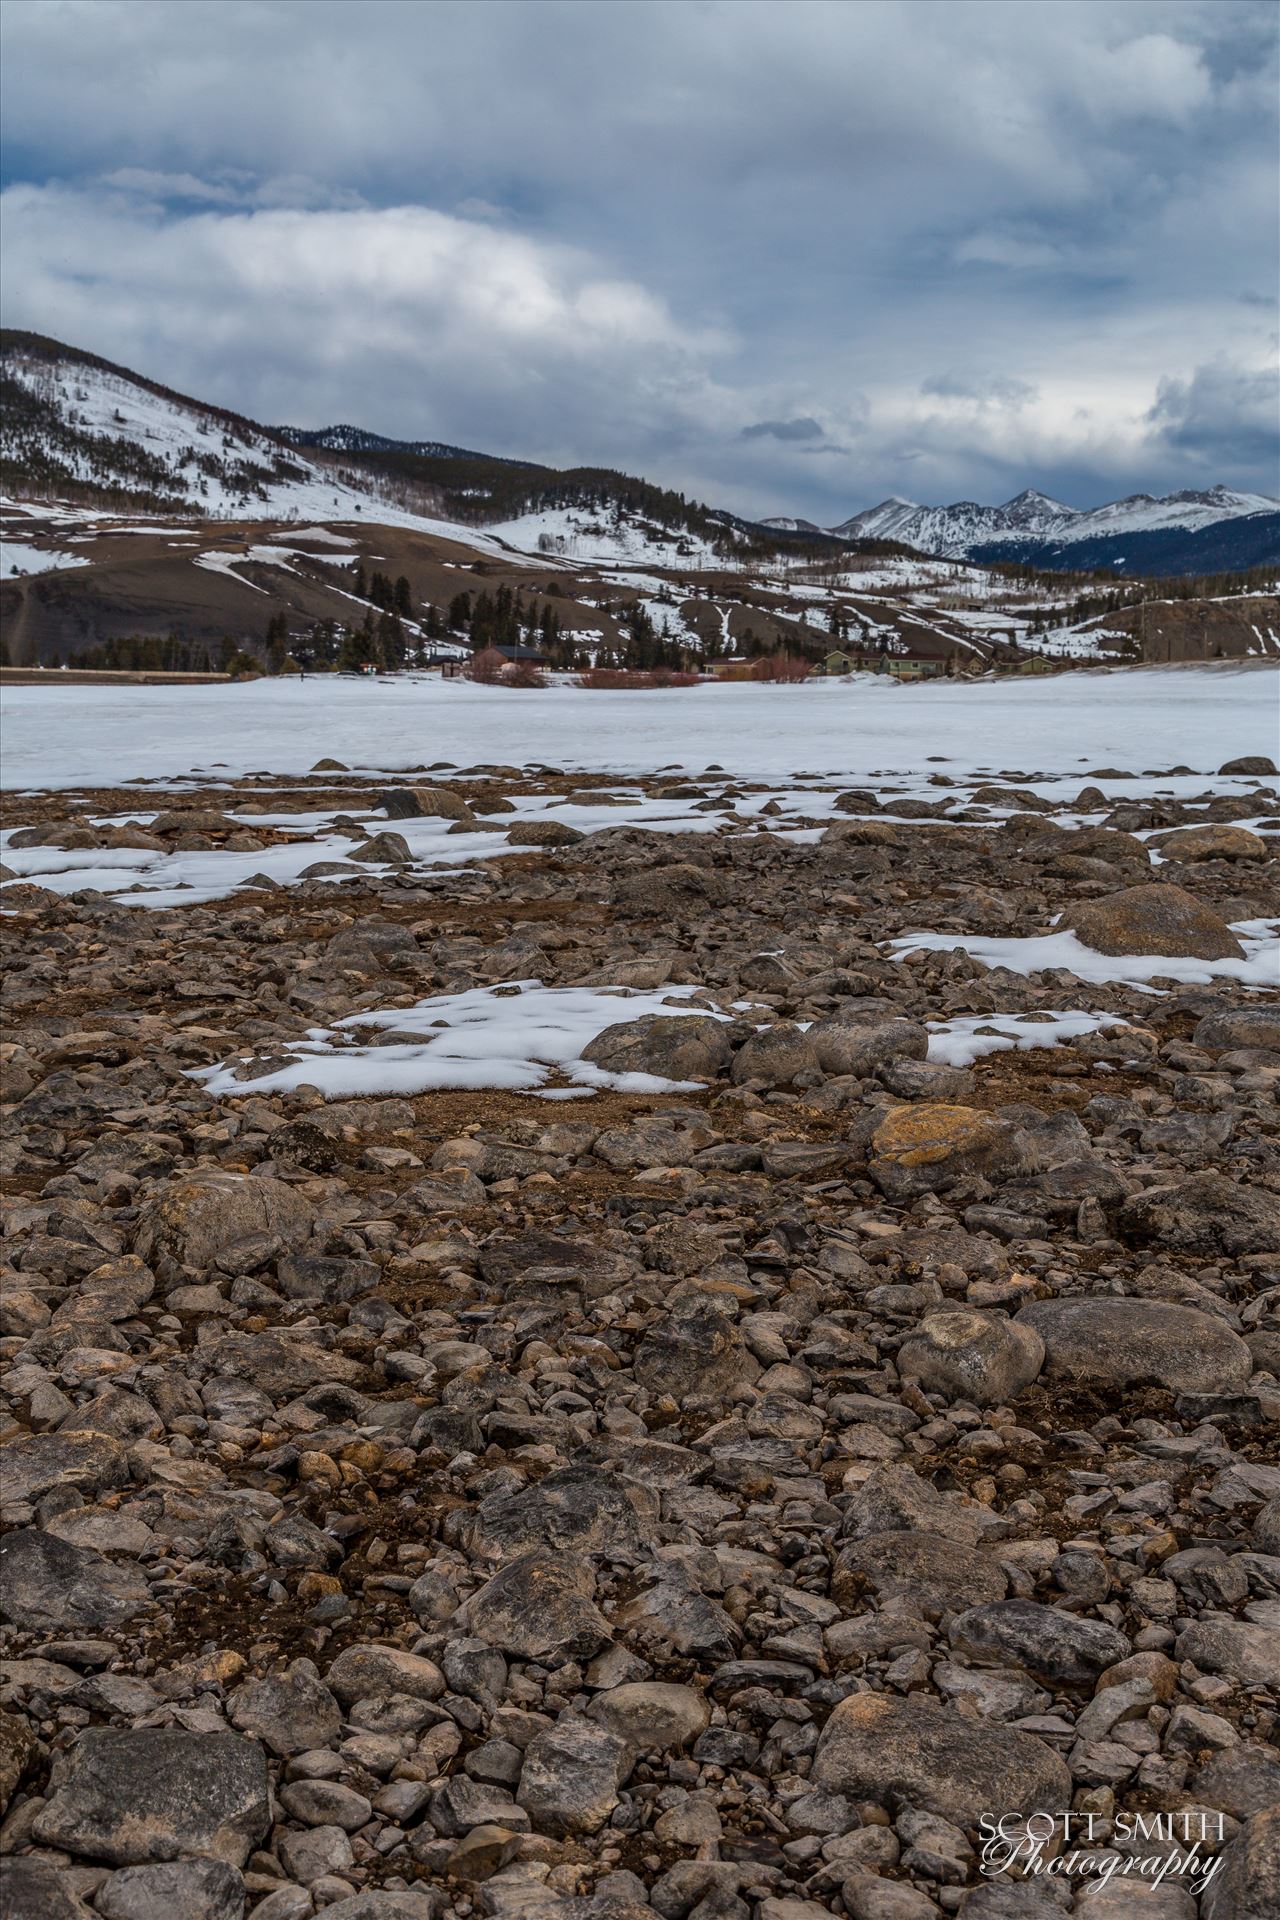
[1148,358,1280,471]
[740,418,825,443]
[921,373,1037,409]
[1,0,1276,517]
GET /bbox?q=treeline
[1039,564,1278,631]
[71,632,259,674]
[444,585,565,660]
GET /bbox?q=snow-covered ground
[4,665,1276,793]
[1,538,89,577]
[924,1010,1132,1067]
[190,988,1161,1105]
[193,982,726,1099]
[891,922,1280,991]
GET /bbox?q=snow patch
[191,981,728,1099]
[891,922,1280,990]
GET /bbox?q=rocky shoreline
[2,756,1278,1920]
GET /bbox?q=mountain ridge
[763,483,1279,575]
[3,330,1275,577]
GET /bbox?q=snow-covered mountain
[809,485,1274,557]
[761,483,1280,576]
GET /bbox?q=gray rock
[516,1713,630,1835]
[0,1528,150,1632]
[1016,1297,1254,1394]
[811,1692,1070,1828]
[464,1550,612,1665]
[94,1859,246,1920]
[897,1309,1044,1406]
[34,1727,270,1866]
[949,1599,1131,1686]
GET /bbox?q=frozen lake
[2,662,1276,791]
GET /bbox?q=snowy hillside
[484,504,739,570]
[0,334,449,526]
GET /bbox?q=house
[819,648,863,675]
[492,642,550,666]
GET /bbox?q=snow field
[3,666,1277,794]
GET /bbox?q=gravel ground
[2,751,1278,1920]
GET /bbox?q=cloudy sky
[1,0,1276,520]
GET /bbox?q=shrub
[750,652,811,683]
[503,660,546,688]
[467,646,507,684]
[577,668,704,689]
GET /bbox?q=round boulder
[807,1015,928,1078]
[1067,883,1243,961]
[868,1104,1028,1200]
[581,1013,733,1083]
[1015,1297,1253,1394]
[897,1309,1044,1406]
[810,1692,1070,1829]
[1152,824,1270,863]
